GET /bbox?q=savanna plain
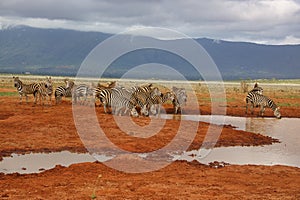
[0,75,300,199]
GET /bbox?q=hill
[0,25,299,80]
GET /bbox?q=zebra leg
[55,96,60,104]
[19,93,22,104]
[250,103,254,114]
[103,103,108,114]
[33,91,38,104]
[115,106,122,116]
[49,95,52,106]
[25,94,29,104]
[260,106,265,117]
[157,104,162,115]
[245,101,248,114]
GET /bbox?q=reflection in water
[178,116,300,168]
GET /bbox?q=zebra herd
[12,77,281,118]
[12,76,187,117]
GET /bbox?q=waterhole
[1,116,299,174]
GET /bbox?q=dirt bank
[0,89,299,199]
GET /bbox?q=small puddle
[1,116,299,174]
[0,151,96,174]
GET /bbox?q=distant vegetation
[0,25,300,80]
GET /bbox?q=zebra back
[249,86,263,95]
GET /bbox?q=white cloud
[0,0,299,44]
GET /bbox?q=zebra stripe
[13,76,40,104]
[55,86,72,104]
[99,88,138,117]
[246,92,281,118]
[87,82,118,107]
[130,83,153,93]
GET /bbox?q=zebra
[99,88,139,117]
[147,92,175,116]
[54,85,72,104]
[130,86,161,116]
[90,82,119,107]
[13,76,40,104]
[36,77,53,106]
[245,91,281,119]
[65,80,89,105]
[172,86,187,114]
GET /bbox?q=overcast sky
[0,0,300,45]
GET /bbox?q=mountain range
[0,25,299,80]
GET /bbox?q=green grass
[0,92,18,96]
[282,94,300,99]
[200,97,236,102]
[277,102,300,107]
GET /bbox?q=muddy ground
[0,86,300,199]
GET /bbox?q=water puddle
[171,116,300,168]
[1,116,299,174]
[0,151,96,174]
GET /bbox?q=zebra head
[13,76,21,88]
[141,105,149,116]
[250,87,263,95]
[150,104,157,115]
[65,80,75,89]
[274,107,281,119]
[44,77,53,92]
[150,87,161,97]
[165,92,175,102]
[130,107,139,117]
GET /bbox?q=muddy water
[176,116,300,168]
[0,151,96,174]
[1,116,299,174]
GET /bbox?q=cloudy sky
[0,0,300,44]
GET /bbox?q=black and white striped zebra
[54,85,72,104]
[246,91,281,119]
[99,88,139,117]
[65,80,89,105]
[131,87,161,116]
[148,92,175,115]
[13,76,40,104]
[89,82,118,107]
[172,87,187,114]
[36,77,53,106]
